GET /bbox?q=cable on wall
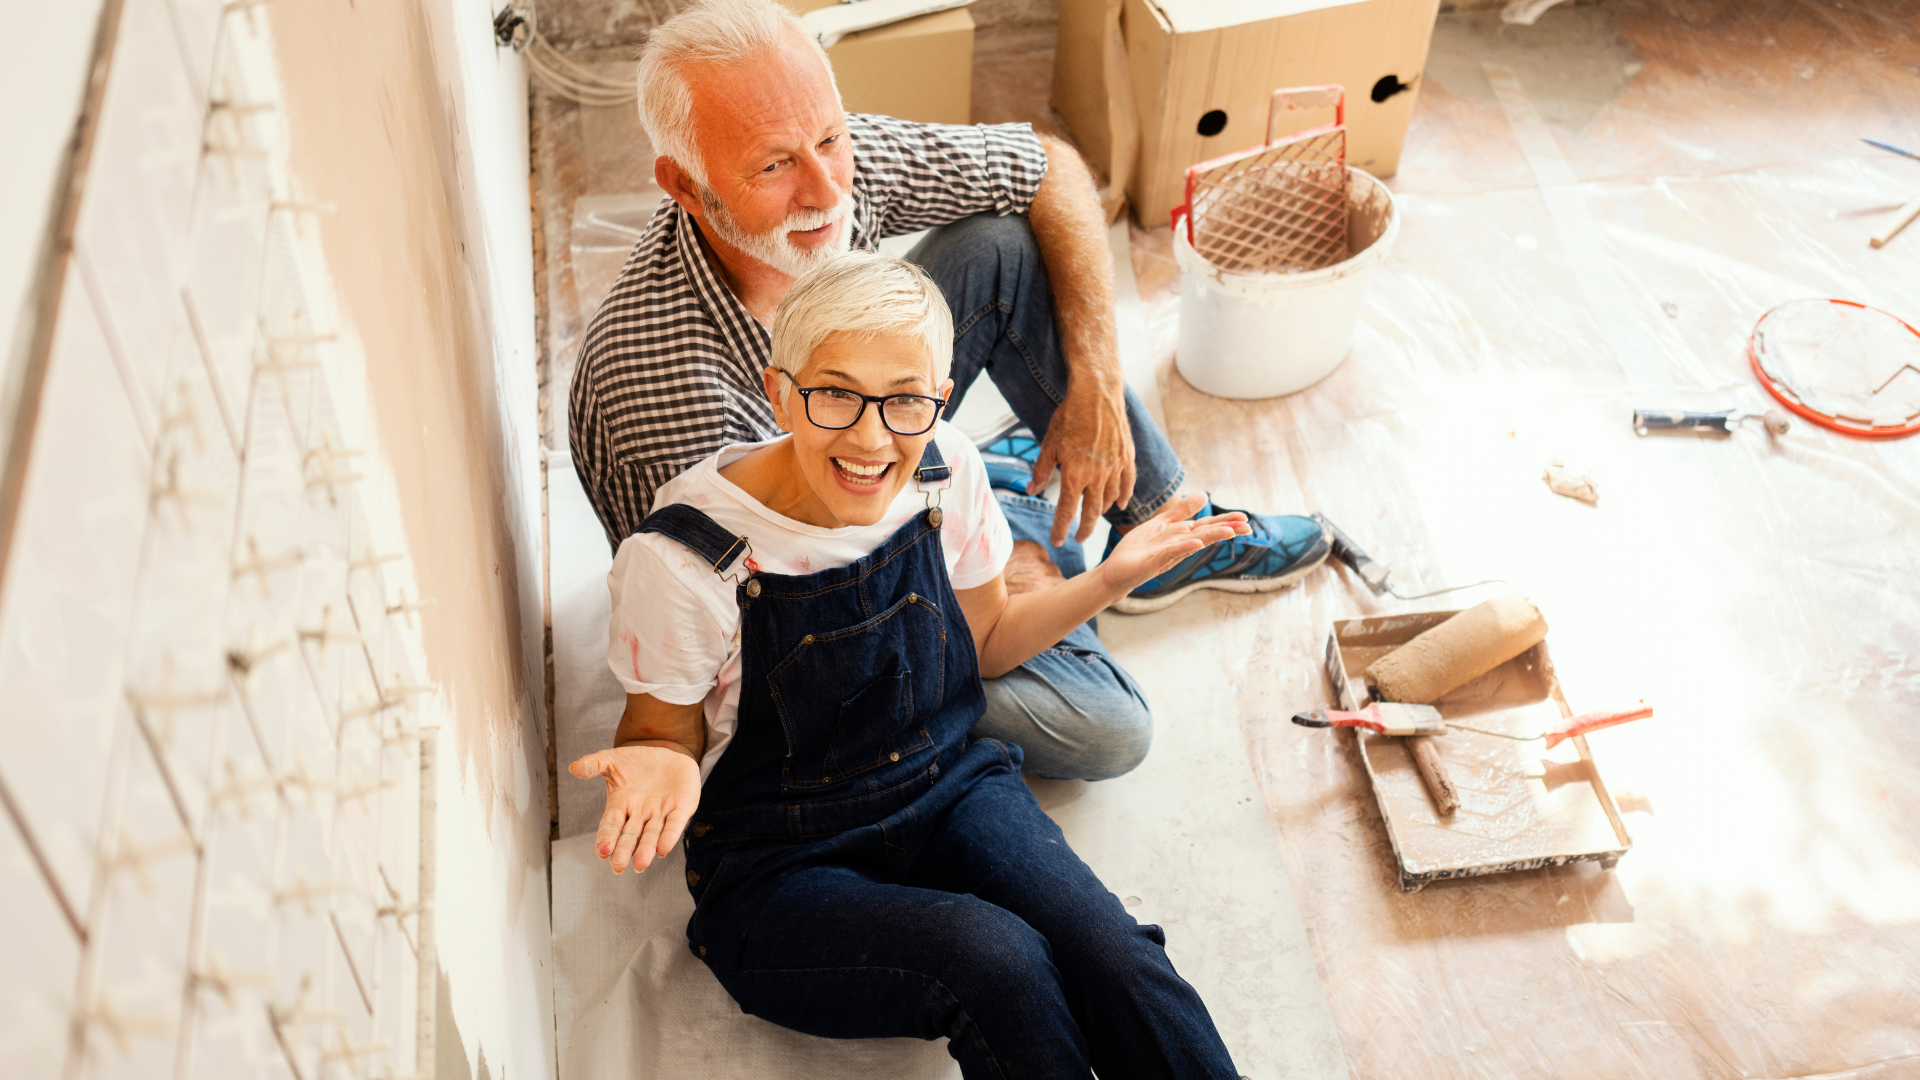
[496,4,640,108]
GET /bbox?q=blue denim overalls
[635,442,1237,1079]
[639,444,1006,905]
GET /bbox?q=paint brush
[1294,704,1459,814]
[1862,137,1920,163]
[1292,702,1449,737]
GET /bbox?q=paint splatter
[622,632,644,683]
[797,554,812,573]
[745,556,762,573]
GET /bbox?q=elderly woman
[571,253,1244,1078]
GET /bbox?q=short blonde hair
[636,0,839,186]
[770,254,954,390]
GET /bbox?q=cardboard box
[1052,0,1140,220]
[1058,0,1438,225]
[785,0,975,125]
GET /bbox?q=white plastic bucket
[1173,167,1399,399]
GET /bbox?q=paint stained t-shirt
[568,114,1049,551]
[604,422,1012,779]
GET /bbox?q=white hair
[636,0,839,186]
[770,254,955,394]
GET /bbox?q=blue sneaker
[982,459,1034,495]
[1109,501,1330,614]
[980,422,1042,467]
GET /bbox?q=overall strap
[912,440,950,486]
[636,503,752,577]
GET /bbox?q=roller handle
[1633,409,1734,435]
[1310,513,1390,594]
[1543,705,1653,749]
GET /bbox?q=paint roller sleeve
[1364,595,1550,704]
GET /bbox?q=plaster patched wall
[263,1,553,1077]
[0,0,552,1077]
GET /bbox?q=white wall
[0,0,106,380]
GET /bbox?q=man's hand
[570,744,702,874]
[1025,134,1135,546]
[1030,386,1137,546]
[1094,493,1249,595]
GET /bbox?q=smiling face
[675,30,855,278]
[763,332,954,529]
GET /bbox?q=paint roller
[1364,594,1550,705]
[1363,595,1550,816]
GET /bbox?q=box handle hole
[1197,109,1228,136]
[1371,75,1411,103]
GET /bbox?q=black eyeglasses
[779,370,947,436]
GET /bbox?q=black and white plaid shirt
[568,113,1049,550]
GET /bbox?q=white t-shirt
[605,422,1013,778]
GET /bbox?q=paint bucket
[1173,167,1399,400]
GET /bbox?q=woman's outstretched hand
[1095,493,1250,595]
[570,744,702,874]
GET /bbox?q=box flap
[799,0,976,47]
[1145,0,1371,35]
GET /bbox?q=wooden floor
[531,2,1920,1076]
[1136,3,1920,1077]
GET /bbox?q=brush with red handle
[1291,702,1449,737]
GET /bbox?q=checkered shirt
[568,113,1049,550]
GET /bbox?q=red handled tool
[1540,706,1652,748]
[1292,702,1449,737]
[1447,704,1654,747]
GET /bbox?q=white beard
[699,185,856,279]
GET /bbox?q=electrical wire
[523,31,638,107]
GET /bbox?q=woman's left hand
[1095,493,1250,595]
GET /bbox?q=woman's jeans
[908,213,1179,782]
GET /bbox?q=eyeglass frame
[777,369,949,437]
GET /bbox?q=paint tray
[1324,612,1632,893]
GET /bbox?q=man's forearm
[1027,134,1123,399]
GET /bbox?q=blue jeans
[908,213,1187,529]
[692,744,1242,1080]
[908,214,1176,781]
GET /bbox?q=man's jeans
[907,213,1184,781]
[907,213,1187,528]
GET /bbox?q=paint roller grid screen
[0,3,428,1078]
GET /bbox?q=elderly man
[569,0,1329,782]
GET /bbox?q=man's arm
[1025,134,1137,547]
[569,694,706,874]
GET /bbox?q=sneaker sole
[1108,545,1331,615]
